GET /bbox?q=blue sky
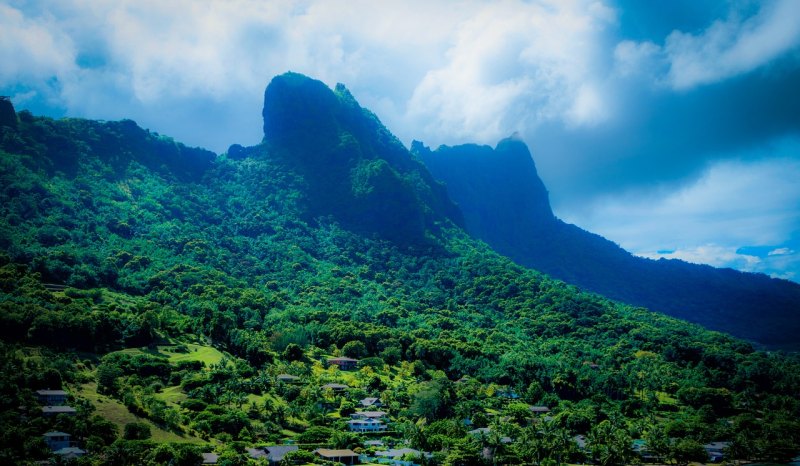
[2,0,799,282]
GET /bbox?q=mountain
[0,75,798,464]
[416,138,800,350]
[260,72,463,246]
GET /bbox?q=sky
[2,0,799,282]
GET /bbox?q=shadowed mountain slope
[417,138,800,349]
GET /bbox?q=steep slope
[1,76,799,463]
[261,72,463,246]
[417,138,800,349]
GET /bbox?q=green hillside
[0,75,798,465]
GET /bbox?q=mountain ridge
[417,138,800,350]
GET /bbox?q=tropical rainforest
[0,74,798,465]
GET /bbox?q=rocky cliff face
[419,137,800,349]
[261,72,463,246]
[0,97,17,128]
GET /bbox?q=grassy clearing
[156,385,188,405]
[109,343,226,367]
[78,382,206,444]
[164,344,226,366]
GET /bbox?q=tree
[588,420,635,466]
[672,438,708,466]
[282,343,304,362]
[123,422,151,440]
[342,340,367,359]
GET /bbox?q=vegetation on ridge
[0,74,798,465]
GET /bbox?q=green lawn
[164,344,226,366]
[78,382,206,444]
[110,343,226,367]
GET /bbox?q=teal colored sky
[2,0,798,282]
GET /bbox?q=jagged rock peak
[0,96,17,128]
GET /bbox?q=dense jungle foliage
[0,75,798,465]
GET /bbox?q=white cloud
[768,247,794,256]
[615,0,800,90]
[406,0,616,145]
[0,3,77,102]
[564,151,800,279]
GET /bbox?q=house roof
[360,397,380,405]
[364,440,384,446]
[53,447,86,457]
[44,431,70,437]
[42,406,76,414]
[322,383,349,390]
[327,357,359,363]
[347,418,385,425]
[529,405,551,413]
[246,448,267,459]
[202,452,219,464]
[376,448,424,458]
[277,374,300,381]
[315,448,359,458]
[353,410,386,418]
[36,389,67,396]
[265,445,298,461]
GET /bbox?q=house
[364,440,384,448]
[53,447,86,460]
[201,452,219,464]
[315,448,360,465]
[276,374,301,383]
[375,448,432,466]
[496,389,519,399]
[704,442,730,463]
[327,357,359,370]
[347,418,387,433]
[247,448,268,460]
[359,397,382,408]
[529,405,551,414]
[43,432,71,451]
[36,389,67,406]
[42,406,76,416]
[321,383,349,392]
[263,445,299,465]
[350,410,387,420]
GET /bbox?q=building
[529,405,551,414]
[347,418,387,433]
[704,442,730,462]
[327,357,359,370]
[247,448,268,460]
[276,374,301,383]
[321,383,349,392]
[350,410,387,420]
[201,452,219,464]
[53,447,86,460]
[43,432,71,451]
[375,448,432,466]
[264,445,299,465]
[315,448,360,465]
[36,389,67,406]
[42,406,77,417]
[359,397,382,408]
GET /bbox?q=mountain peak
[417,137,555,245]
[260,73,463,245]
